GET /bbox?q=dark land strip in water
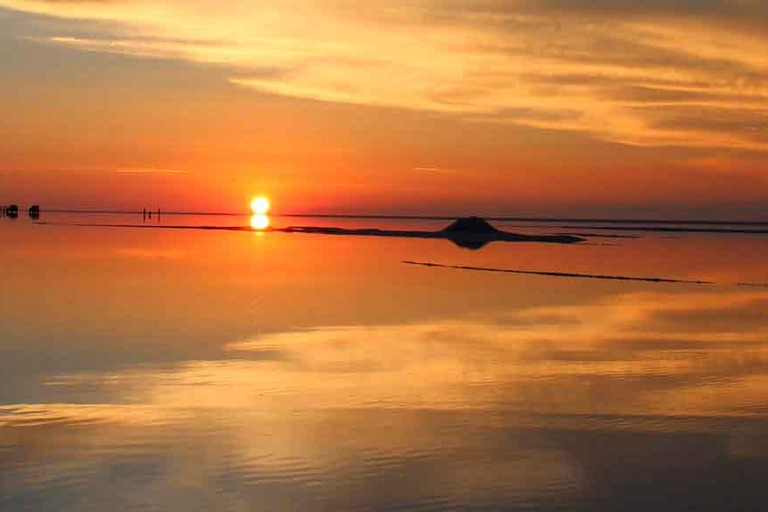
[29,221,767,287]
[34,219,584,249]
[403,261,767,288]
[39,221,252,231]
[41,210,768,226]
[553,232,639,239]
[276,213,768,226]
[559,225,768,235]
[45,209,245,216]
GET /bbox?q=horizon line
[33,208,768,226]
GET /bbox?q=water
[2,213,768,511]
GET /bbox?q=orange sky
[1,1,767,218]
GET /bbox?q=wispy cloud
[114,168,188,175]
[413,166,458,175]
[3,0,768,151]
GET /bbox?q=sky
[1,0,767,218]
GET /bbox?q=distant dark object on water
[143,207,162,223]
[442,216,500,234]
[3,204,19,219]
[35,215,586,250]
[441,216,583,249]
[442,216,501,249]
[284,216,585,250]
[28,205,40,219]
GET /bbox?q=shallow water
[2,213,768,511]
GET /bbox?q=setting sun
[250,196,271,215]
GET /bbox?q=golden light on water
[250,196,271,215]
[250,214,270,230]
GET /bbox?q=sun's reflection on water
[250,214,270,230]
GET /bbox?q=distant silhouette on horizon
[2,204,19,219]
[441,216,501,249]
[282,216,584,249]
[32,215,586,249]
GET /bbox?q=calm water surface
[2,214,768,511]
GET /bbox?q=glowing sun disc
[251,196,271,215]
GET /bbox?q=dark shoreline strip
[35,222,583,245]
[278,214,768,227]
[32,222,767,287]
[40,210,768,227]
[37,221,252,232]
[736,282,768,289]
[403,261,717,285]
[559,225,768,235]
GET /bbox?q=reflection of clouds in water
[3,288,768,510]
[12,289,768,416]
[0,404,586,510]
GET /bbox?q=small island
[282,216,585,249]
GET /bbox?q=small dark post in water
[28,205,40,219]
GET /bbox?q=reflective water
[2,214,768,511]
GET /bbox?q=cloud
[413,166,458,174]
[2,0,768,151]
[114,167,188,174]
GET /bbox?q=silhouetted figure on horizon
[28,205,40,220]
[6,204,19,219]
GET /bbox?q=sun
[250,196,271,215]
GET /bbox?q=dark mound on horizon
[440,216,584,249]
[442,216,500,234]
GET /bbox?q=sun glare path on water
[250,214,270,230]
[251,196,271,215]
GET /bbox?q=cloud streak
[3,0,768,151]
[114,167,188,174]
